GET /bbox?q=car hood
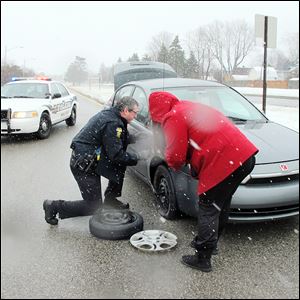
[1,98,49,110]
[239,121,299,164]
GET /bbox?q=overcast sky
[1,1,299,75]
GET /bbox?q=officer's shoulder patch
[116,127,122,138]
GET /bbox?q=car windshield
[1,82,50,99]
[151,86,267,123]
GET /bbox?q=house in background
[231,66,279,81]
[248,66,278,80]
[231,67,251,80]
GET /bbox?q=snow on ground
[234,87,299,99]
[257,104,299,132]
[68,84,299,132]
[69,84,114,105]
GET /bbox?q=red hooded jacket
[149,91,258,195]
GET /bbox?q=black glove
[136,150,150,160]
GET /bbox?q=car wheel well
[41,110,50,116]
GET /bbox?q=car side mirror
[52,93,61,99]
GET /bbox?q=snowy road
[1,91,299,299]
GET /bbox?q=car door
[49,83,63,123]
[56,82,73,120]
[128,86,153,178]
[113,85,135,103]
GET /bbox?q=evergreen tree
[142,54,152,61]
[157,43,169,64]
[168,36,186,77]
[127,53,140,62]
[186,51,199,78]
[65,56,88,85]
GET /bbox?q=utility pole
[220,44,223,83]
[255,14,277,114]
[262,16,268,114]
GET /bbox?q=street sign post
[255,14,277,113]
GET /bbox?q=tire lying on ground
[89,209,144,240]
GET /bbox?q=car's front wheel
[153,165,179,219]
[36,112,52,139]
[65,106,76,126]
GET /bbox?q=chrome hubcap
[41,120,48,131]
[130,230,177,252]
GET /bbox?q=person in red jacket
[149,91,258,272]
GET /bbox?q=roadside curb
[68,87,105,105]
[240,93,299,100]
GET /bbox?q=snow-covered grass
[259,105,298,132]
[235,87,299,98]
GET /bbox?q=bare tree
[1,64,23,85]
[207,20,255,79]
[285,32,299,66]
[185,26,214,79]
[99,63,113,83]
[146,31,174,61]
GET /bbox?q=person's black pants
[56,164,102,219]
[56,160,124,219]
[193,155,256,251]
[104,179,124,201]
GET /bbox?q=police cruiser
[1,77,78,139]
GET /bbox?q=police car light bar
[35,76,51,81]
[11,76,52,81]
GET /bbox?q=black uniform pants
[104,179,124,201]
[57,164,102,219]
[193,155,256,252]
[57,156,125,219]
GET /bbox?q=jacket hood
[149,91,180,123]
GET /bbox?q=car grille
[246,174,299,185]
[230,204,299,217]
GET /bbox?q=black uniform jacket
[71,107,138,183]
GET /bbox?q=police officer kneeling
[43,96,148,225]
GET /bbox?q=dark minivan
[113,61,177,91]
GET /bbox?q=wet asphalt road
[1,93,299,299]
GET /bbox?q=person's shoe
[43,200,58,225]
[181,253,212,272]
[190,240,219,255]
[104,198,129,210]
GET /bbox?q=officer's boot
[43,200,59,225]
[181,249,213,272]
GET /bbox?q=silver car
[110,78,299,223]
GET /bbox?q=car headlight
[12,111,38,118]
